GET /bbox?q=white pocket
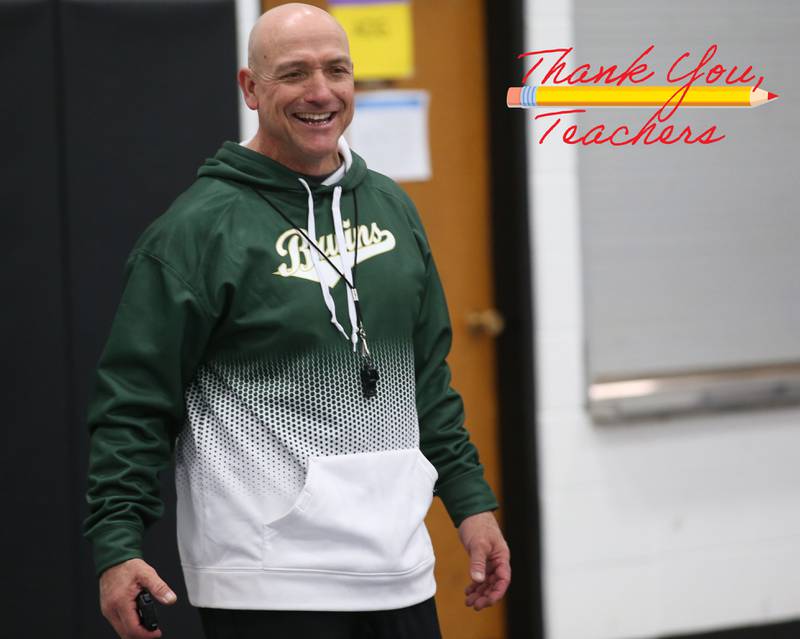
[262,448,437,575]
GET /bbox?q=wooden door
[261,2,503,637]
[392,4,503,639]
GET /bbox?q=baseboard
[661,618,800,639]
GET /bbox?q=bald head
[237,2,354,174]
[248,3,349,75]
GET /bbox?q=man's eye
[282,71,304,80]
[329,67,351,76]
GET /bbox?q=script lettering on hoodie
[275,219,396,286]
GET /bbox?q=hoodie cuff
[436,468,499,528]
[89,523,145,577]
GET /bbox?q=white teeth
[296,112,333,121]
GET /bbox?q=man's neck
[243,137,341,176]
[296,168,337,183]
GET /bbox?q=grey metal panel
[574,1,800,381]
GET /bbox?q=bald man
[84,4,510,639]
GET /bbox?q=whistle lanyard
[251,187,379,398]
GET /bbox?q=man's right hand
[99,558,177,639]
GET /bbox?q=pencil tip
[768,92,779,100]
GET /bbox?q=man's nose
[304,69,335,102]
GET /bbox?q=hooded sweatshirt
[83,140,498,611]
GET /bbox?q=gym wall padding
[2,1,239,637]
[1,0,75,635]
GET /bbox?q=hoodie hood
[197,137,368,194]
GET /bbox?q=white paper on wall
[346,90,431,182]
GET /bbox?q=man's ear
[237,68,259,110]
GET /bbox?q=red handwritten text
[516,44,765,146]
[667,44,764,91]
[520,45,655,86]
[533,106,725,146]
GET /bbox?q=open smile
[293,112,336,126]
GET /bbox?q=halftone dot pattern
[175,340,418,503]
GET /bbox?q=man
[84,4,510,638]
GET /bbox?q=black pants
[198,597,443,639]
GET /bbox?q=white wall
[235,0,260,142]
[524,1,800,637]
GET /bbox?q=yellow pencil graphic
[507,85,778,108]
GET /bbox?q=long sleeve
[83,250,216,576]
[413,234,498,528]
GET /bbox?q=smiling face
[240,6,354,175]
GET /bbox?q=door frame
[485,2,543,638]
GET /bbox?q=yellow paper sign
[330,1,414,81]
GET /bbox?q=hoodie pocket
[262,448,437,574]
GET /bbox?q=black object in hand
[136,589,159,631]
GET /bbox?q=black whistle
[135,589,159,631]
[360,361,379,398]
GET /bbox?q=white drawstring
[297,179,358,350]
[331,186,359,349]
[298,178,349,341]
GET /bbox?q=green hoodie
[83,140,497,610]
